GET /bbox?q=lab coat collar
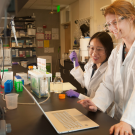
[84,58,108,74]
[117,40,135,59]
[84,59,93,70]
[98,61,108,74]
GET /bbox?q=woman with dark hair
[77,0,135,134]
[66,32,113,105]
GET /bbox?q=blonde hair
[104,0,135,25]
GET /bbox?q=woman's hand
[77,99,97,112]
[110,121,133,135]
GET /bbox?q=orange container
[59,94,65,99]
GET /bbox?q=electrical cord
[0,86,50,105]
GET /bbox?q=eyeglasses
[104,16,125,30]
[87,45,106,55]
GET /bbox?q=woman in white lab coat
[66,32,113,101]
[78,1,135,135]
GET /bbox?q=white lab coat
[70,59,108,100]
[92,41,135,129]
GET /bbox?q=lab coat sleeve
[91,48,116,112]
[121,85,135,129]
[78,93,89,100]
[70,66,85,88]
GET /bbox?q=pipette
[10,20,18,47]
[73,58,75,69]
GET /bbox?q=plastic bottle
[28,66,33,81]
[53,72,63,93]
[74,38,77,46]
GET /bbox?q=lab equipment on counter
[1,71,13,88]
[37,57,46,71]
[28,69,52,98]
[0,48,12,67]
[28,66,33,80]
[38,56,52,72]
[53,72,63,93]
[14,76,24,92]
[5,93,19,109]
[4,80,13,93]
[80,37,90,62]
[16,72,27,85]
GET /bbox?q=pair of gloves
[66,51,80,98]
[69,51,79,67]
[66,89,80,98]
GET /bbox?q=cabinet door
[63,69,70,82]
[60,68,65,82]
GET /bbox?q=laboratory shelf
[11,36,35,38]
[12,56,36,59]
[14,19,35,22]
[1,36,11,38]
[15,28,27,30]
[12,47,36,49]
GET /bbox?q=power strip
[0,120,11,135]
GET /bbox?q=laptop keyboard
[53,111,83,129]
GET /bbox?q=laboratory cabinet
[59,59,85,94]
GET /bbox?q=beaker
[5,93,19,109]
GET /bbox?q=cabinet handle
[63,69,65,74]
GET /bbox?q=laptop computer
[23,86,99,134]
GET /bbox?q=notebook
[23,86,99,134]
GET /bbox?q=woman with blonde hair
[77,0,135,135]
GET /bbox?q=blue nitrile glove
[69,51,79,67]
[65,89,80,98]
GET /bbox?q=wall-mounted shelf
[12,47,36,49]
[12,56,36,59]
[14,19,35,22]
[11,36,35,38]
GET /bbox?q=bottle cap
[28,66,33,69]
[56,72,61,77]
[59,94,65,99]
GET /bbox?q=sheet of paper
[44,40,49,47]
[36,33,44,40]
[50,82,77,92]
[44,48,49,53]
[37,40,43,48]
[52,33,59,40]
[37,27,43,33]
[45,31,51,40]
[49,48,54,53]
[52,28,59,34]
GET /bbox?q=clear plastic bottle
[53,72,63,93]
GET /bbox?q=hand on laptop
[77,99,97,112]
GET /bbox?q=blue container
[4,80,13,93]
[22,79,24,85]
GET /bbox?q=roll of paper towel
[80,38,90,50]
